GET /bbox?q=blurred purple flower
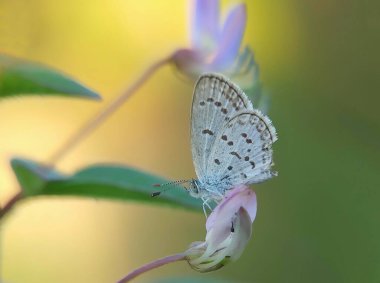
[173,0,247,77]
[185,185,257,272]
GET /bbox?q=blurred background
[1,0,379,282]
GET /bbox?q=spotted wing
[191,73,254,180]
[207,111,278,188]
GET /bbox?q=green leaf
[10,158,202,211]
[0,54,100,100]
[10,158,63,196]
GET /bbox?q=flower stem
[0,191,23,220]
[117,253,186,283]
[48,55,173,165]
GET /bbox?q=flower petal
[211,3,247,69]
[206,185,257,232]
[225,207,252,261]
[186,206,253,272]
[191,0,220,50]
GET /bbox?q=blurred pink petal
[212,3,247,69]
[174,0,248,77]
[172,48,206,77]
[191,0,220,50]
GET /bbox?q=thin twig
[0,191,23,220]
[117,253,186,283]
[48,55,173,165]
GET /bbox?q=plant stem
[0,192,23,220]
[48,55,173,165]
[117,253,186,283]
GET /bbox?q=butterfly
[154,73,277,212]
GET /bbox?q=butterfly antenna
[151,180,190,197]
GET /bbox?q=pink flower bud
[185,185,257,272]
[173,0,247,78]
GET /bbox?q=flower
[173,0,247,77]
[185,185,257,272]
[172,0,268,112]
[117,186,257,281]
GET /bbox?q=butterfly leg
[213,189,224,200]
[201,197,213,218]
[202,204,208,218]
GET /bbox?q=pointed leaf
[10,158,63,196]
[0,54,100,100]
[10,158,202,211]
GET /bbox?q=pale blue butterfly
[154,73,277,213]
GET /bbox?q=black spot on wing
[221,175,230,181]
[256,121,266,132]
[237,119,245,125]
[202,129,214,135]
[262,144,269,151]
[230,152,241,159]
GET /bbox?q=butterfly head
[152,179,202,198]
[188,179,202,198]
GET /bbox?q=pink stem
[117,253,186,283]
[0,191,23,220]
[48,55,173,165]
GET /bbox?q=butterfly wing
[207,111,278,188]
[191,73,254,180]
